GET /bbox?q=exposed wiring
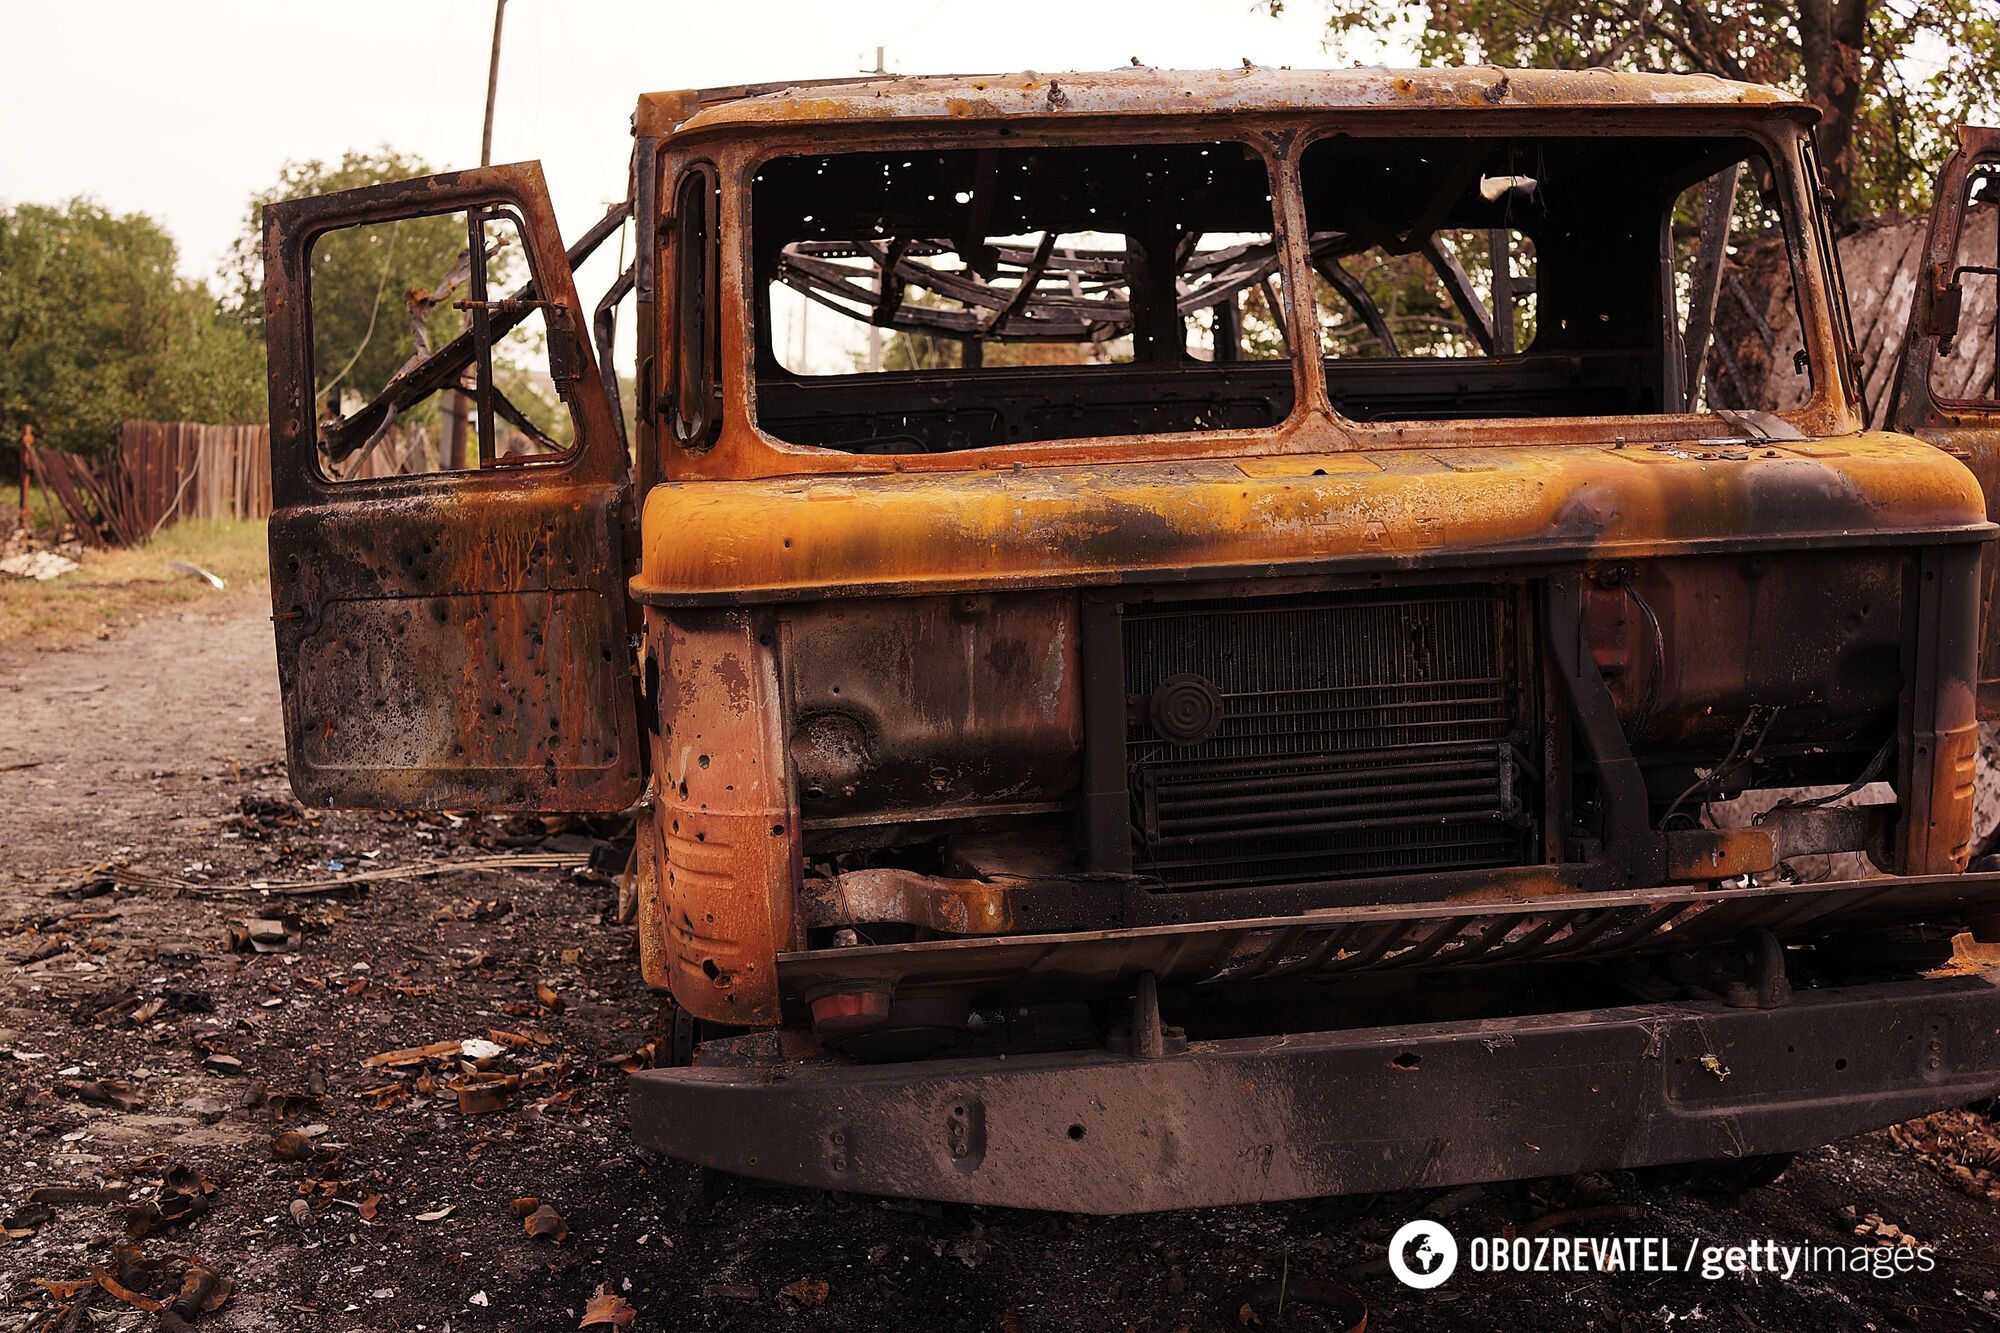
[1659,703,1782,831]
[1756,733,1895,819]
[1604,568,1665,740]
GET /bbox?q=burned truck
[263,67,2000,1213]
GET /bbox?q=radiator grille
[1123,589,1532,890]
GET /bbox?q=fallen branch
[100,852,590,899]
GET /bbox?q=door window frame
[1890,128,2000,431]
[261,161,622,509]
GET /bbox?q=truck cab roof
[634,66,1812,139]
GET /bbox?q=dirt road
[1,589,283,882]
[5,591,2000,1332]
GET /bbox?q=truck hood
[632,432,1991,605]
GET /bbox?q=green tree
[1268,0,2000,222]
[223,149,565,466]
[223,149,475,418]
[0,200,264,456]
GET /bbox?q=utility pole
[865,44,885,373]
[17,424,34,535]
[454,0,509,469]
[481,0,508,169]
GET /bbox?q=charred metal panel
[297,593,618,778]
[632,972,2000,1213]
[649,608,798,1024]
[633,800,672,990]
[775,870,2000,1011]
[1591,551,1907,756]
[645,67,1810,141]
[632,436,1990,607]
[262,162,642,813]
[1898,540,1982,874]
[779,592,1081,832]
[270,483,641,812]
[1914,426,2000,717]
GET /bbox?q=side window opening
[671,165,722,449]
[310,207,577,481]
[1670,153,1809,413]
[751,142,1290,454]
[1930,160,2000,404]
[1297,134,1806,423]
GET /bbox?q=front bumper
[631,971,2000,1213]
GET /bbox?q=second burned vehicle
[263,67,2000,1212]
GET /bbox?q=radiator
[1122,588,1533,890]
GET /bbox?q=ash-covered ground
[6,590,2000,1332]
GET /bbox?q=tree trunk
[1797,0,1870,222]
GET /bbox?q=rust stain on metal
[631,433,1985,604]
[651,610,797,1023]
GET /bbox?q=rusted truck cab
[264,69,2000,1213]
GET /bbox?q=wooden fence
[28,420,427,546]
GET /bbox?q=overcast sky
[1,0,1411,286]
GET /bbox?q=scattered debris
[124,1166,218,1238]
[29,1185,128,1206]
[0,550,80,580]
[363,1040,463,1070]
[65,1077,146,1111]
[3,1200,56,1238]
[229,915,303,953]
[101,851,595,898]
[460,1036,506,1065]
[334,1193,383,1222]
[524,1203,569,1242]
[165,1264,237,1324]
[581,1285,639,1327]
[166,558,226,589]
[79,1244,235,1328]
[434,897,514,923]
[270,1129,318,1162]
[946,1221,991,1269]
[1855,1212,1924,1248]
[779,1277,831,1309]
[452,1071,519,1116]
[1890,1109,2000,1201]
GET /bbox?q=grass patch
[0,518,269,650]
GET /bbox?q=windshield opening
[742,129,1814,454]
[750,142,1291,454]
[1299,132,1809,422]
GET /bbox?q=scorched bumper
[630,971,2000,1213]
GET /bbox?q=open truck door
[1893,125,2000,719]
[261,163,643,811]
